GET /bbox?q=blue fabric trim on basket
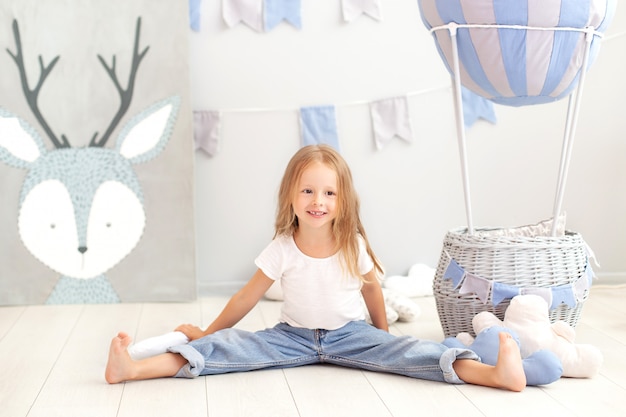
[442,256,593,309]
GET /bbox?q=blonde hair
[274,145,384,281]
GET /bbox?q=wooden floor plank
[579,287,626,345]
[284,365,392,417]
[0,305,25,341]
[118,378,208,417]
[540,376,626,416]
[0,305,84,417]
[205,370,299,417]
[1,285,625,417]
[133,301,202,342]
[365,372,484,417]
[26,303,142,417]
[117,301,207,417]
[456,384,573,417]
[574,323,626,390]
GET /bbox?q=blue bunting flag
[299,106,340,150]
[551,284,578,309]
[443,258,465,288]
[265,0,302,30]
[462,86,497,128]
[491,282,519,307]
[189,0,202,31]
[443,256,592,310]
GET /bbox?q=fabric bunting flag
[459,273,491,304]
[574,263,594,302]
[223,0,263,32]
[550,284,578,309]
[462,86,496,127]
[443,258,465,288]
[265,0,302,30]
[342,0,382,22]
[585,262,595,285]
[491,281,520,307]
[370,96,413,150]
[443,255,592,310]
[189,0,202,31]
[299,106,340,150]
[194,111,222,156]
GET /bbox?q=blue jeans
[168,321,478,384]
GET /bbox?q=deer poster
[0,0,196,304]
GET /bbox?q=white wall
[190,1,626,293]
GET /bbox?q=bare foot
[494,332,526,392]
[105,332,136,384]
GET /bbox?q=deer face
[18,147,144,279]
[0,18,180,302]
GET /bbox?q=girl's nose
[312,194,323,206]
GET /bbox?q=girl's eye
[326,191,336,196]
[303,189,313,194]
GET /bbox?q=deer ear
[0,108,46,168]
[116,96,181,163]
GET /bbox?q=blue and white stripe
[418,0,616,106]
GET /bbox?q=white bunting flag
[370,96,413,150]
[342,0,382,22]
[223,0,263,32]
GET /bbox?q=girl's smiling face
[293,161,338,232]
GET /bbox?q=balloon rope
[550,28,595,236]
[448,23,475,235]
[430,23,605,39]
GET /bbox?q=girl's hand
[175,323,206,341]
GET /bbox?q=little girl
[105,144,526,391]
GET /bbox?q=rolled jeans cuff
[169,344,206,378]
[440,348,481,384]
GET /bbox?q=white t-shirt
[255,234,374,330]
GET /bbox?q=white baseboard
[594,272,626,287]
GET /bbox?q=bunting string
[442,252,595,310]
[193,85,496,155]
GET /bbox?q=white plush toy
[472,294,603,378]
[265,281,421,325]
[128,331,189,360]
[382,263,434,297]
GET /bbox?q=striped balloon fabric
[418,0,616,106]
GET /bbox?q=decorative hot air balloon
[418,0,617,233]
[418,0,616,106]
[418,1,617,337]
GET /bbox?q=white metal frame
[432,23,598,236]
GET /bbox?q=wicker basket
[433,227,590,338]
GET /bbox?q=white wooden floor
[1,286,625,417]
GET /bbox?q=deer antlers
[91,17,149,147]
[6,17,148,149]
[6,20,70,148]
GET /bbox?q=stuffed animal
[472,294,603,378]
[443,325,563,386]
[265,281,421,325]
[382,263,434,297]
[128,331,189,360]
[365,288,421,324]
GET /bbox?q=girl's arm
[360,269,389,332]
[176,269,274,340]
